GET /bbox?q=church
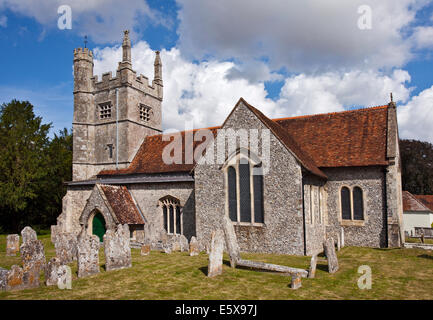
[52,31,404,256]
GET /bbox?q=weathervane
[390,92,393,103]
[84,35,88,48]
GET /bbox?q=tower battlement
[73,47,93,60]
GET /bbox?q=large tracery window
[225,150,264,225]
[159,196,183,235]
[340,186,365,221]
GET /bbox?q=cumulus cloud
[93,40,415,132]
[411,26,433,49]
[0,0,169,43]
[398,86,433,143]
[176,0,426,72]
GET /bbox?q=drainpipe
[116,88,119,170]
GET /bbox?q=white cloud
[93,40,414,132]
[411,26,433,49]
[398,86,433,143]
[177,0,425,72]
[0,0,169,43]
[0,14,7,27]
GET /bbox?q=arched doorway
[92,211,106,242]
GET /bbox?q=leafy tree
[400,139,433,195]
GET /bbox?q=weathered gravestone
[189,236,200,256]
[20,239,46,273]
[54,233,78,264]
[172,240,181,252]
[163,244,172,254]
[6,234,20,256]
[290,273,302,289]
[308,255,317,279]
[45,257,61,286]
[340,227,345,248]
[0,267,7,291]
[5,263,40,291]
[222,215,241,267]
[103,224,132,271]
[140,244,151,256]
[179,235,189,252]
[323,238,339,274]
[21,226,37,244]
[56,265,72,289]
[207,229,224,278]
[336,234,341,251]
[77,228,100,278]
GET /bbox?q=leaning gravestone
[323,238,339,274]
[308,255,317,278]
[6,234,20,256]
[54,233,77,264]
[207,229,224,278]
[222,215,241,267]
[77,228,100,278]
[103,224,132,271]
[189,236,200,256]
[20,239,46,273]
[21,226,37,244]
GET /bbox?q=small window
[341,187,351,220]
[228,166,237,222]
[139,104,151,122]
[163,206,168,231]
[99,102,112,119]
[160,196,182,235]
[107,144,113,159]
[353,187,364,220]
[169,205,174,234]
[239,163,251,223]
[253,167,264,223]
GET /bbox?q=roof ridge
[404,191,432,212]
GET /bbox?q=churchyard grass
[0,234,432,300]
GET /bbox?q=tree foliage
[400,139,433,195]
[0,100,72,232]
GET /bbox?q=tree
[400,139,433,195]
[0,100,52,231]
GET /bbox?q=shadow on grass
[418,254,433,260]
[199,266,208,276]
[316,264,329,272]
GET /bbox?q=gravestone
[222,215,241,267]
[336,234,341,251]
[290,273,302,289]
[103,224,132,271]
[172,240,181,252]
[179,235,189,252]
[0,267,8,291]
[22,261,40,289]
[45,257,61,286]
[163,244,172,254]
[308,255,317,278]
[189,236,200,256]
[21,226,37,244]
[6,265,24,291]
[340,227,345,248]
[54,233,78,264]
[140,244,151,256]
[57,265,72,289]
[207,229,224,278]
[77,228,100,278]
[20,239,46,273]
[323,238,339,274]
[6,234,20,256]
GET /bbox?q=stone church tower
[72,30,163,181]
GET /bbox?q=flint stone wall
[195,101,305,255]
[103,224,132,271]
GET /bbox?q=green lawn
[0,234,432,300]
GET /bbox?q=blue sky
[0,0,433,142]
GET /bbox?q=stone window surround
[338,185,367,226]
[139,103,152,122]
[159,196,183,235]
[308,185,325,225]
[98,101,112,120]
[223,148,265,227]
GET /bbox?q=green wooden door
[92,212,106,242]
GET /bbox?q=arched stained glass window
[341,187,351,220]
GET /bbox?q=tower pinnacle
[122,30,131,63]
[154,50,162,85]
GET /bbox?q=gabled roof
[98,98,391,178]
[412,194,433,212]
[403,191,433,212]
[99,184,144,224]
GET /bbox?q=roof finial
[390,92,393,103]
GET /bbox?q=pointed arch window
[224,150,264,225]
[159,196,183,235]
[340,186,365,221]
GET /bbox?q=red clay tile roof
[275,105,390,168]
[99,99,391,178]
[403,191,432,212]
[413,195,433,212]
[99,185,144,224]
